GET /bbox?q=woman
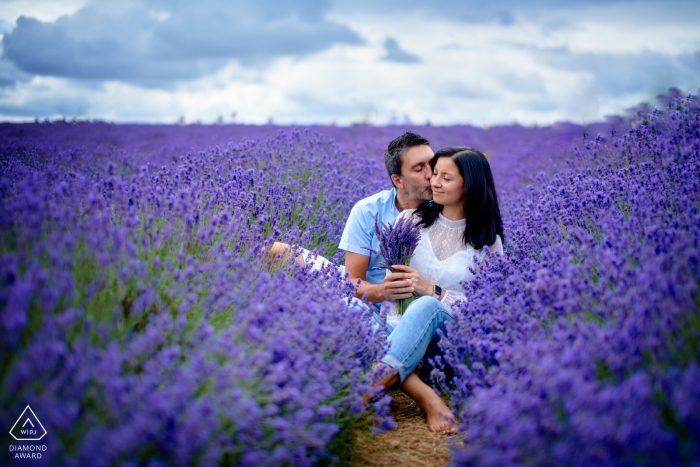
[271,147,504,434]
[369,146,503,434]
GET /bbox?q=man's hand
[345,252,386,303]
[386,264,433,298]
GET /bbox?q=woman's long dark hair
[414,146,504,249]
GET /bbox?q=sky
[0,0,699,126]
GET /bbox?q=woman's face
[430,156,464,208]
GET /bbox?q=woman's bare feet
[422,389,457,434]
[363,363,457,434]
[400,372,457,434]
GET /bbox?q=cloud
[497,73,547,95]
[382,38,420,63]
[1,0,699,124]
[2,0,362,85]
[540,48,700,96]
[335,0,700,16]
[0,19,15,34]
[0,82,92,117]
[439,82,497,99]
[0,56,32,87]
[461,10,515,26]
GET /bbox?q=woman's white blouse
[384,209,503,328]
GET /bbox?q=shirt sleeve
[338,202,373,256]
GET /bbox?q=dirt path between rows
[348,390,461,467]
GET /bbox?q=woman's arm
[389,263,467,304]
[390,264,466,305]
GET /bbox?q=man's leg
[268,241,305,267]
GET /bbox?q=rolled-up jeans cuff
[380,354,408,384]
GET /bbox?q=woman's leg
[368,363,456,434]
[381,296,452,383]
[368,296,456,433]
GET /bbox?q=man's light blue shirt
[339,188,399,285]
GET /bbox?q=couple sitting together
[271,132,503,435]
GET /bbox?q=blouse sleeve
[441,288,466,307]
[442,235,503,308]
[490,235,504,255]
[442,235,504,307]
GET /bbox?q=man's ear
[391,173,403,189]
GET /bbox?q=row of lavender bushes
[443,95,700,466]
[1,131,395,466]
[2,90,695,466]
[1,114,598,466]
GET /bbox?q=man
[339,131,433,305]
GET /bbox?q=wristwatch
[433,284,442,299]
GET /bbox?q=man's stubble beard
[408,184,432,202]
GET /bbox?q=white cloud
[0,0,698,125]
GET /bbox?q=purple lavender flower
[371,214,421,314]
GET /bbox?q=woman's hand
[386,264,434,298]
[383,269,414,301]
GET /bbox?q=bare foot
[267,242,305,267]
[422,392,457,434]
[399,371,457,434]
[362,363,399,404]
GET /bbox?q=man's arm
[345,251,386,303]
[346,252,415,304]
[339,202,385,302]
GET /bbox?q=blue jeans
[375,296,453,384]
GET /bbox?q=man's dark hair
[384,132,430,188]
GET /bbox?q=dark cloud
[382,38,420,64]
[540,48,700,96]
[2,0,362,85]
[0,56,32,87]
[495,11,515,26]
[461,10,515,26]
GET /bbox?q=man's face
[396,145,434,201]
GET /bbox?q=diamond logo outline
[9,405,47,441]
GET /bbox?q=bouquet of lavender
[373,214,422,315]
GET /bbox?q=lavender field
[1,92,699,466]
